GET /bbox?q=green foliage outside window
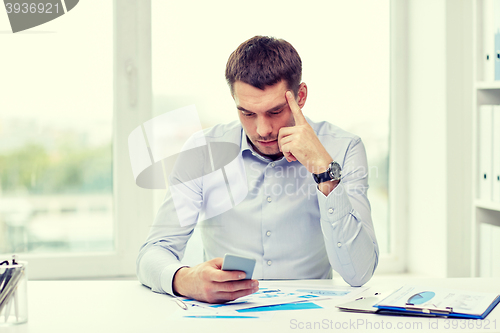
[0,143,112,194]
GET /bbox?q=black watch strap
[312,161,341,184]
[313,170,333,184]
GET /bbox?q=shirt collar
[240,131,254,154]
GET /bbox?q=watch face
[312,161,341,184]
[329,162,342,180]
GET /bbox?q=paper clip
[405,303,453,315]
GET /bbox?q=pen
[14,288,19,321]
[0,267,11,294]
[356,292,382,301]
[260,289,280,293]
[4,298,12,322]
[10,256,19,321]
[173,298,188,310]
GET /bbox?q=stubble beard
[247,136,283,160]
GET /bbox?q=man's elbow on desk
[343,274,373,288]
[341,254,379,287]
[342,270,375,288]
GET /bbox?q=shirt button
[267,260,272,266]
[266,231,271,237]
[270,162,275,168]
[337,242,342,248]
[328,208,334,214]
[267,196,272,203]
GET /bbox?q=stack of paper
[172,285,367,319]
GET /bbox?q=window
[152,0,391,265]
[0,1,152,279]
[0,2,113,254]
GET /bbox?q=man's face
[233,80,296,159]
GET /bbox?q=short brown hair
[225,36,302,95]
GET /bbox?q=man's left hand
[278,91,333,174]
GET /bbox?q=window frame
[18,0,154,279]
[368,0,407,274]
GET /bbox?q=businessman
[137,36,379,303]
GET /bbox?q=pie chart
[407,291,435,305]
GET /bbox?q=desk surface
[4,277,500,333]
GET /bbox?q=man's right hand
[172,257,259,303]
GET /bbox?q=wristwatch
[312,161,342,184]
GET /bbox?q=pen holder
[0,261,28,326]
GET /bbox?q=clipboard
[337,285,500,319]
[375,295,500,319]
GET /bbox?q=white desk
[4,277,500,333]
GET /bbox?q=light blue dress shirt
[136,117,379,295]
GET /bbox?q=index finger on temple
[285,91,306,125]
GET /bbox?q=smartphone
[221,253,256,280]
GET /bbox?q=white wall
[407,0,448,277]
[403,0,473,277]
